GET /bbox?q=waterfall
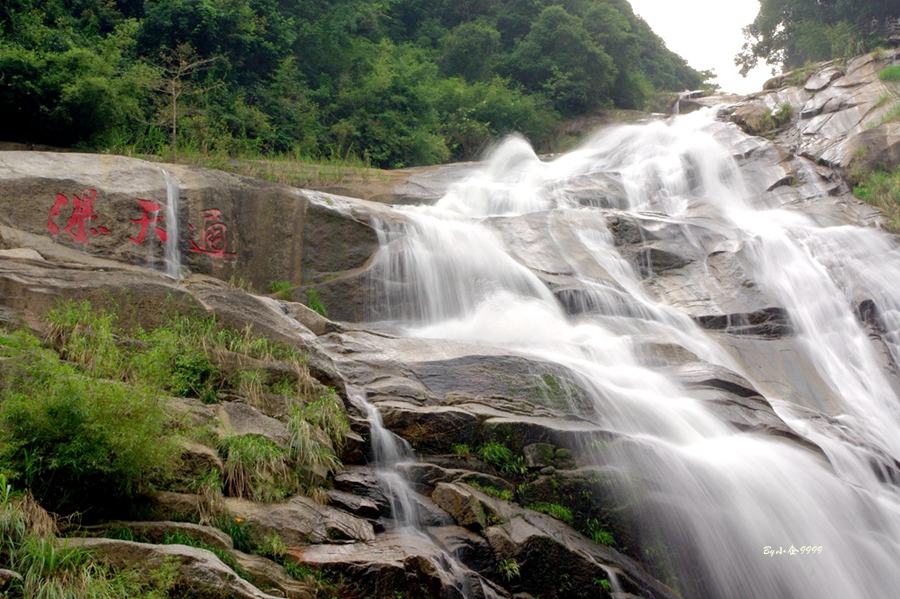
[355,390,500,599]
[368,109,900,598]
[160,168,182,279]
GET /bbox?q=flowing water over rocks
[349,109,900,599]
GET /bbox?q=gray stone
[216,402,291,448]
[79,521,233,550]
[68,538,282,599]
[0,569,23,592]
[432,482,494,530]
[288,531,504,599]
[523,443,555,469]
[224,496,376,546]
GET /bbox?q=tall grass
[0,339,177,513]
[0,474,177,598]
[853,168,900,232]
[219,435,293,502]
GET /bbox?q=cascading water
[160,167,182,279]
[368,109,900,598]
[354,390,499,599]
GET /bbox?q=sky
[627,0,773,94]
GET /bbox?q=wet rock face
[720,49,900,173]
[0,152,394,321]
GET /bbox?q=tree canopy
[0,0,707,167]
[737,0,897,76]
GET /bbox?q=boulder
[68,538,282,599]
[333,466,392,514]
[147,491,205,521]
[175,439,224,486]
[216,402,291,448]
[288,531,503,599]
[431,482,497,531]
[223,496,376,546]
[0,569,23,593]
[846,123,900,174]
[232,551,316,599]
[78,521,233,550]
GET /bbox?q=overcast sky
[627,0,772,94]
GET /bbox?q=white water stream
[161,168,182,279]
[369,111,900,598]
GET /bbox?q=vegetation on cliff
[0,0,707,168]
[738,0,897,75]
[0,300,354,596]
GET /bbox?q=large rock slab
[68,537,282,599]
[720,50,900,172]
[0,152,408,322]
[288,531,506,599]
[223,496,376,546]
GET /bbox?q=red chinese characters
[189,208,235,259]
[46,190,109,243]
[129,198,168,244]
[46,191,236,260]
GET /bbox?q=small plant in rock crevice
[526,501,574,525]
[267,280,293,301]
[498,557,521,581]
[305,289,328,317]
[477,442,527,475]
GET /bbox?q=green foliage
[217,388,347,501]
[527,501,574,525]
[467,481,514,501]
[880,66,900,83]
[268,280,293,301]
[0,332,177,513]
[168,348,219,403]
[0,0,706,166]
[737,1,891,75]
[287,391,346,491]
[853,167,900,232]
[452,443,472,458]
[586,518,617,546]
[218,434,293,502]
[498,557,520,581]
[306,290,329,318]
[217,516,254,553]
[477,442,514,465]
[502,5,616,115]
[477,441,527,475]
[0,474,178,598]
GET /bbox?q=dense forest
[0,0,707,167]
[738,0,898,76]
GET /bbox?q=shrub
[498,558,520,581]
[45,300,125,379]
[0,341,177,513]
[169,347,219,403]
[477,441,527,475]
[586,518,617,546]
[0,474,177,598]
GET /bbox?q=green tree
[437,19,501,81]
[737,0,895,75]
[503,5,616,115]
